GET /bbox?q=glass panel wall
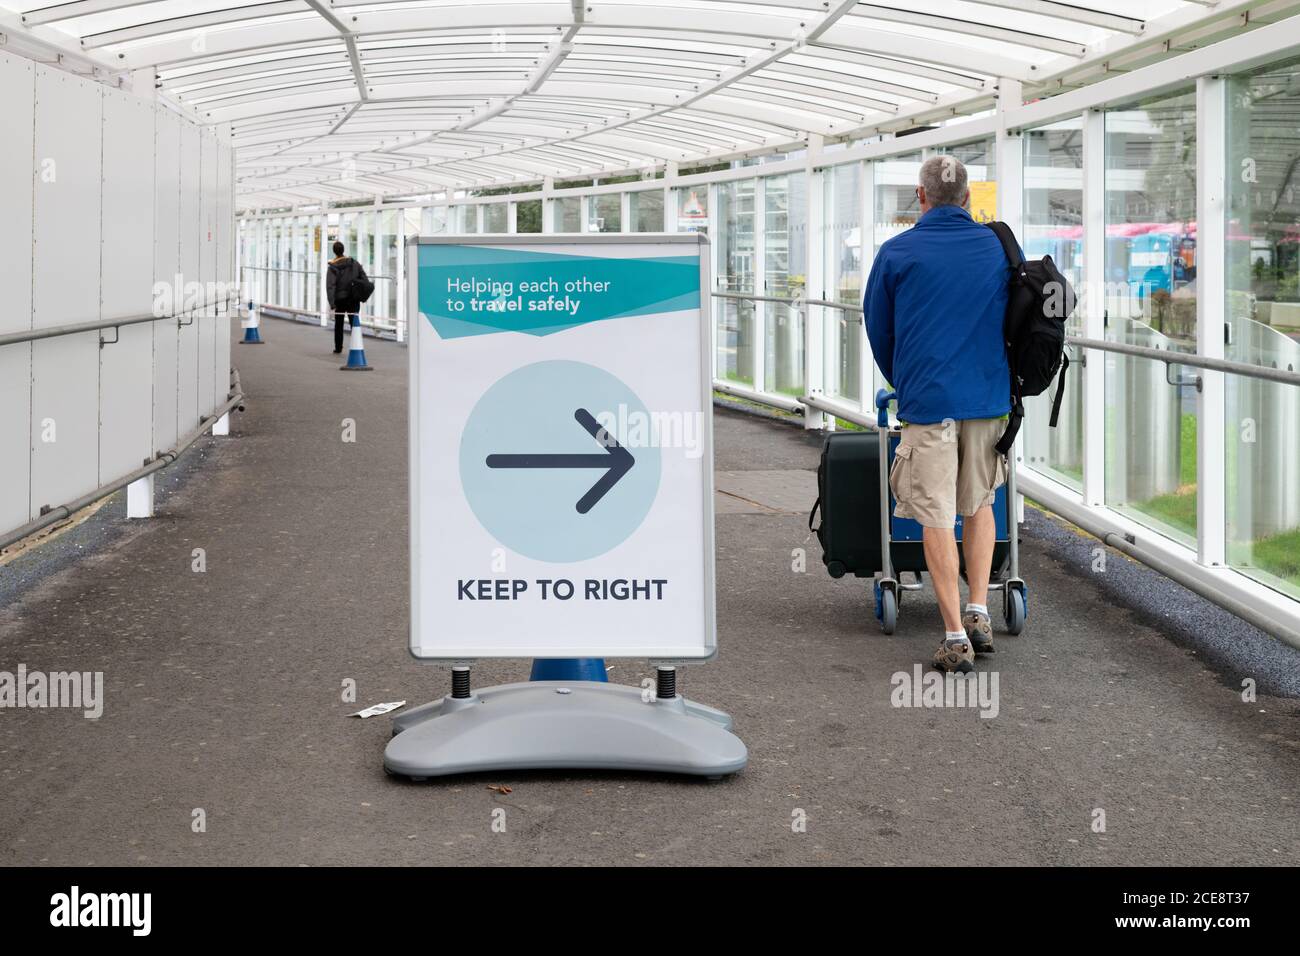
[515,199,542,233]
[823,161,862,402]
[422,206,449,235]
[552,196,581,232]
[451,205,479,234]
[936,138,996,223]
[675,186,709,234]
[380,208,400,327]
[874,151,922,254]
[588,194,621,232]
[307,219,321,314]
[1104,89,1199,545]
[630,189,664,231]
[1022,117,1085,491]
[355,211,376,321]
[1225,56,1300,599]
[483,202,508,234]
[715,179,756,384]
[764,173,806,396]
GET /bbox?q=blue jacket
[863,205,1013,424]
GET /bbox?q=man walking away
[863,155,1015,674]
[326,242,369,354]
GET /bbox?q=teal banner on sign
[418,243,700,339]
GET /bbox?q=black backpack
[986,221,1076,455]
[349,267,375,304]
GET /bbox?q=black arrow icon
[486,408,635,514]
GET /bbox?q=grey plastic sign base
[384,680,748,779]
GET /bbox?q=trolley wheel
[827,559,846,579]
[879,587,897,635]
[1004,586,1026,635]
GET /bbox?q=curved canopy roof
[0,0,1279,209]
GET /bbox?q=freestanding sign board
[407,234,715,660]
[385,234,746,779]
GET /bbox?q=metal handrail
[713,289,862,313]
[241,265,395,280]
[1067,336,1300,387]
[0,293,238,349]
[708,291,1300,388]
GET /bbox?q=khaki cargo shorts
[888,418,1008,529]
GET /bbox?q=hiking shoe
[963,610,995,654]
[933,637,975,674]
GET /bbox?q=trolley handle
[874,389,896,429]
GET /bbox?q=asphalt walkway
[2,316,1298,866]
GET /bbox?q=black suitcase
[808,431,927,579]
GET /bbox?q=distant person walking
[863,155,1014,674]
[326,242,369,354]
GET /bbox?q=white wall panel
[197,132,218,418]
[153,110,181,454]
[0,52,36,533]
[99,90,156,483]
[214,143,234,409]
[30,67,102,515]
[177,122,201,436]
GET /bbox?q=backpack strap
[994,401,1022,456]
[989,219,1024,457]
[1049,353,1070,428]
[986,221,1024,267]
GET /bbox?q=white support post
[664,162,679,231]
[213,413,231,436]
[752,175,767,396]
[126,474,155,519]
[542,176,555,233]
[507,201,518,234]
[995,79,1025,241]
[821,167,841,409]
[396,209,407,343]
[709,181,721,383]
[996,78,1026,521]
[1081,108,1107,509]
[620,191,631,234]
[804,134,828,430]
[1196,75,1227,569]
[319,213,329,326]
[858,159,876,411]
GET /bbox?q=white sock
[945,630,969,644]
[965,603,988,617]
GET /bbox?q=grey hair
[918,155,968,208]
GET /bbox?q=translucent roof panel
[0,0,1244,208]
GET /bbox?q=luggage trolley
[871,389,1027,636]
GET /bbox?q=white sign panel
[407,234,715,660]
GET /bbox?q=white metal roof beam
[847,7,1087,58]
[22,0,163,27]
[302,0,369,102]
[162,51,353,87]
[963,0,1146,34]
[80,2,305,50]
[805,43,989,90]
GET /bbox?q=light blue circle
[460,360,662,562]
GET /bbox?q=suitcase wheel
[827,560,846,579]
[1004,585,1026,635]
[874,582,897,635]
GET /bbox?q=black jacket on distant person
[326,256,367,315]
